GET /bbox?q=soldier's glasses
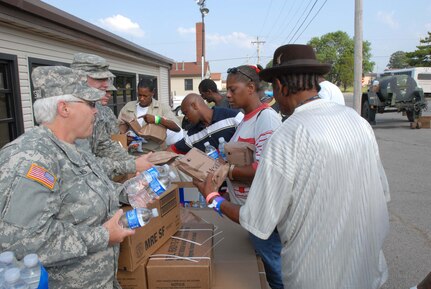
[68,100,97,108]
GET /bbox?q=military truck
[361,74,427,125]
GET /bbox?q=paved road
[344,93,431,289]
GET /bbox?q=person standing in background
[318,75,345,105]
[118,78,182,153]
[198,78,231,108]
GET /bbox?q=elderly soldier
[0,66,140,288]
[71,53,150,178]
[195,44,390,289]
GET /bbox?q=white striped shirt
[240,99,390,289]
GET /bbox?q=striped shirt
[240,99,390,289]
[171,107,243,154]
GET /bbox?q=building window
[112,72,136,116]
[184,79,193,91]
[0,53,24,148]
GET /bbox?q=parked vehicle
[381,67,431,97]
[361,74,427,124]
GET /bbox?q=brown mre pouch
[147,151,180,165]
[224,142,255,166]
[176,148,229,188]
[140,123,167,144]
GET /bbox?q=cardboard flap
[225,142,255,166]
[147,151,180,165]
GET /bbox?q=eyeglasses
[227,67,254,82]
[67,100,97,108]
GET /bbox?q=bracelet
[208,196,225,216]
[155,115,161,125]
[228,164,235,180]
[206,192,220,204]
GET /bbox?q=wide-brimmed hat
[71,53,115,79]
[259,44,331,82]
[31,66,105,101]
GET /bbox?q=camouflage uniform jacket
[77,103,135,178]
[0,126,121,289]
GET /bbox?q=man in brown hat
[194,44,390,289]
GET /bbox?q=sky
[42,0,431,79]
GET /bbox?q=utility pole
[251,36,265,65]
[353,0,363,114]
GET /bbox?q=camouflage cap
[70,53,115,79]
[31,66,105,101]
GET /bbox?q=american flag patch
[26,163,56,190]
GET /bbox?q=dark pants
[249,230,284,289]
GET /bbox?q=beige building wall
[0,25,170,131]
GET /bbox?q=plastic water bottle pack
[0,251,48,289]
[124,164,176,208]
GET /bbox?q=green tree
[406,32,431,67]
[387,51,409,68]
[307,31,374,90]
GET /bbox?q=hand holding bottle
[103,209,135,246]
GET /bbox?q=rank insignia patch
[26,163,56,190]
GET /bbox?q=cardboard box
[118,185,181,271]
[117,262,148,289]
[190,209,262,289]
[176,148,229,188]
[146,223,214,289]
[256,256,271,289]
[418,116,431,128]
[111,134,128,149]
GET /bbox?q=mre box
[118,185,181,271]
[146,223,214,289]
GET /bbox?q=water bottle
[3,268,29,289]
[204,141,219,159]
[147,171,177,197]
[119,208,159,229]
[218,137,227,161]
[20,254,40,289]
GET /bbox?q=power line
[258,0,273,37]
[281,0,315,44]
[287,0,319,44]
[263,0,289,43]
[292,0,328,43]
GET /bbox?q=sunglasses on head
[227,67,254,82]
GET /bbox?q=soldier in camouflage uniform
[71,53,151,178]
[0,66,137,288]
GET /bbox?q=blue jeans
[249,230,284,289]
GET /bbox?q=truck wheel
[362,100,376,124]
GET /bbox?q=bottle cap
[4,267,20,283]
[0,251,14,264]
[204,141,210,146]
[23,253,39,267]
[218,137,225,143]
[151,208,159,217]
